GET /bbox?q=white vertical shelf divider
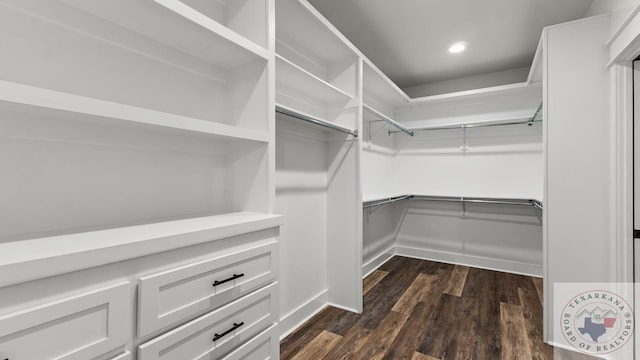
[275,0,363,337]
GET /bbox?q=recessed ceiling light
[449,41,467,54]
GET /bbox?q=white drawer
[138,241,277,337]
[219,324,279,360]
[138,282,277,360]
[0,282,130,360]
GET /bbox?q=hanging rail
[363,105,414,136]
[363,195,413,209]
[389,118,542,133]
[363,194,543,210]
[410,195,543,209]
[276,105,358,137]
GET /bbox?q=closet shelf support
[529,102,543,125]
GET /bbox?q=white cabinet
[0,222,282,360]
[0,282,131,360]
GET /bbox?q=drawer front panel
[109,351,132,360]
[0,282,130,360]
[138,241,277,336]
[219,324,279,360]
[138,282,277,360]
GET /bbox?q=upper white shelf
[0,80,270,143]
[363,60,410,109]
[276,55,354,105]
[3,0,269,71]
[276,0,357,95]
[0,212,284,288]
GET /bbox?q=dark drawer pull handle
[213,273,244,287]
[213,322,244,342]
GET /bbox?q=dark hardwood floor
[280,256,600,360]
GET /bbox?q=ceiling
[307,0,594,95]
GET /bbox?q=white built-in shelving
[0,0,274,245]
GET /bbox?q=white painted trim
[611,64,634,285]
[526,36,544,84]
[546,341,610,359]
[362,245,395,278]
[326,302,360,314]
[279,289,328,340]
[542,26,550,344]
[395,245,542,278]
[609,8,640,66]
[607,3,640,46]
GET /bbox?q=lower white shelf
[0,212,284,288]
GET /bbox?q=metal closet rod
[388,102,544,133]
[363,195,413,209]
[411,195,543,209]
[364,105,414,136]
[363,195,543,210]
[276,106,358,137]
[390,118,542,133]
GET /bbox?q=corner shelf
[0,213,285,288]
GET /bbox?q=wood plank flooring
[280,256,600,360]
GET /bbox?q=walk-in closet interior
[1,0,639,358]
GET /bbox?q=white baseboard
[362,245,395,278]
[279,289,328,340]
[546,341,610,359]
[395,245,543,277]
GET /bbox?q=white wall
[543,15,612,341]
[394,201,543,276]
[275,117,328,334]
[0,111,236,242]
[275,114,361,336]
[393,124,543,199]
[389,118,543,276]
